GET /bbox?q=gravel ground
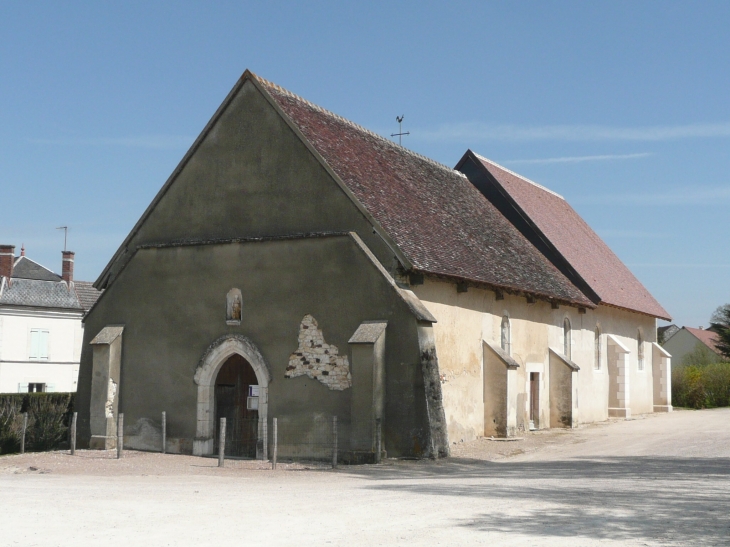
[1,408,729,546]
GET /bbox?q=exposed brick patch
[285,315,351,390]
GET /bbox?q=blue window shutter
[39,330,49,359]
[30,330,39,359]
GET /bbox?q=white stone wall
[285,314,351,391]
[0,306,84,393]
[412,278,658,442]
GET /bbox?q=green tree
[709,304,730,360]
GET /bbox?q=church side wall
[412,278,658,442]
[77,236,429,457]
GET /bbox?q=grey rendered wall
[77,236,429,457]
[102,79,398,285]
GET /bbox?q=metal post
[332,416,338,469]
[70,412,77,455]
[161,411,166,454]
[218,417,226,468]
[272,418,278,470]
[21,412,28,454]
[375,419,382,464]
[116,413,124,459]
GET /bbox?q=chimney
[20,244,25,257]
[62,250,75,285]
[0,245,15,280]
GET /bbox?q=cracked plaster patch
[286,315,351,390]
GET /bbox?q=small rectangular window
[28,383,46,393]
[29,329,49,360]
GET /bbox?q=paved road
[1,408,729,546]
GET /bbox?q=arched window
[637,329,644,371]
[563,318,571,360]
[501,315,511,355]
[594,326,601,370]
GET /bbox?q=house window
[594,326,601,370]
[563,318,571,360]
[637,329,644,371]
[501,315,511,355]
[28,383,46,393]
[29,329,49,360]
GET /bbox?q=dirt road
[1,408,729,546]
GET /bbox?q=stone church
[76,70,672,460]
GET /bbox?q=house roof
[254,74,592,307]
[684,327,722,355]
[73,281,103,311]
[12,257,62,282]
[0,255,101,312]
[0,278,82,310]
[463,153,670,320]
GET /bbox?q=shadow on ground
[344,457,730,545]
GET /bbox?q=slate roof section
[684,327,722,355]
[12,257,62,282]
[0,255,101,312]
[255,75,593,307]
[463,153,670,320]
[0,278,82,310]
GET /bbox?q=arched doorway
[194,334,271,457]
[215,354,259,458]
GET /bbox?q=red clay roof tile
[471,154,670,320]
[255,75,592,307]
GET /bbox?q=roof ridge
[253,73,466,179]
[474,152,565,200]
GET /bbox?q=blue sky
[1,1,728,328]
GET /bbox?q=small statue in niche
[226,288,242,324]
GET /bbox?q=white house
[0,245,101,393]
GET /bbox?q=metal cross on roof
[391,115,410,146]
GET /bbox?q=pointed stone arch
[193,334,271,456]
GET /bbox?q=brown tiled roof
[73,281,103,311]
[468,154,670,320]
[254,75,592,307]
[684,327,722,355]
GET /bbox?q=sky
[0,1,728,328]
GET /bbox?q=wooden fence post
[161,411,166,454]
[375,418,382,464]
[70,412,77,455]
[117,413,124,459]
[272,418,277,470]
[21,412,28,454]
[332,416,338,469]
[218,417,226,468]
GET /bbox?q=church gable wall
[412,278,658,442]
[77,235,429,458]
[104,80,396,284]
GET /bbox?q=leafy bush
[0,393,75,455]
[672,362,730,409]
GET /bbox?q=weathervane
[56,226,68,251]
[391,115,410,145]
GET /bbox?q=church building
[75,71,672,459]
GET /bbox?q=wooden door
[215,354,259,458]
[529,372,539,429]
